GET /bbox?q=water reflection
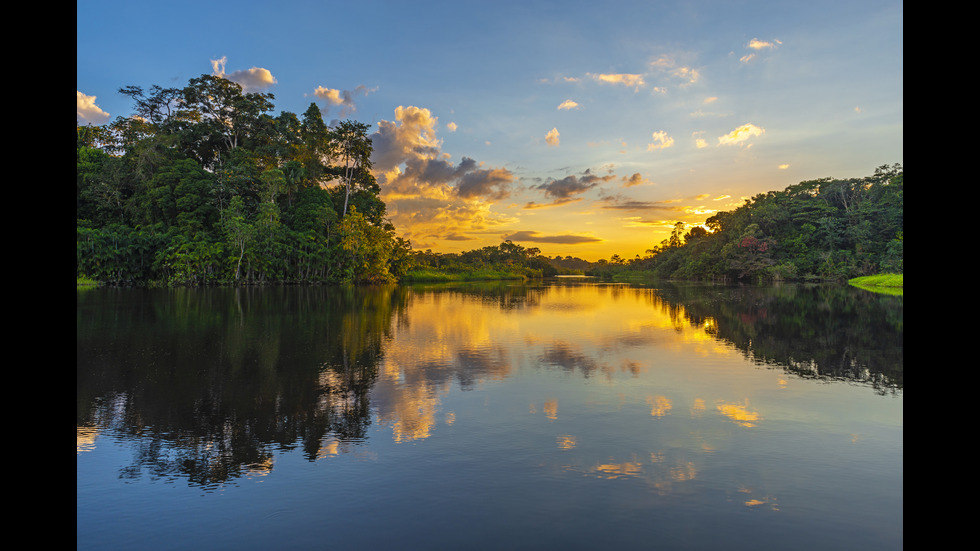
[77,281,902,488]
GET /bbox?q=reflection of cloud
[76,425,98,454]
[77,91,110,124]
[544,398,558,420]
[646,395,673,417]
[716,400,760,427]
[592,461,644,479]
[539,341,600,376]
[557,435,576,449]
[455,346,511,390]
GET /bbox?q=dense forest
[77,75,413,285]
[587,163,903,282]
[77,74,901,286]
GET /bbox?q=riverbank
[848,273,903,295]
[849,274,903,287]
[399,268,530,283]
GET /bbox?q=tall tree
[331,120,373,217]
[177,75,275,168]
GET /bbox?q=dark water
[77,281,902,550]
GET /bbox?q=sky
[77,0,903,261]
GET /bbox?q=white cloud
[211,56,277,91]
[748,38,780,50]
[447,121,458,132]
[588,73,645,91]
[369,105,517,246]
[717,123,765,146]
[546,127,560,147]
[557,99,579,110]
[77,91,110,124]
[312,84,376,118]
[741,39,781,63]
[647,130,674,151]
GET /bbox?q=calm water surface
[77,281,902,550]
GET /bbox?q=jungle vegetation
[77,75,412,285]
[586,164,903,282]
[77,74,901,286]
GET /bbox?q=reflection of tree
[403,280,547,312]
[76,286,407,486]
[650,282,903,393]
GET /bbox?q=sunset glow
[77,0,902,261]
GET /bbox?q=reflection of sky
[371,285,767,446]
[364,283,902,514]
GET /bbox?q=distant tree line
[587,164,903,282]
[405,241,559,281]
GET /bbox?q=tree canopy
[77,74,407,285]
[587,164,903,282]
[78,74,901,286]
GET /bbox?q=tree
[337,207,396,284]
[117,84,182,126]
[221,196,254,282]
[331,120,374,217]
[177,75,275,168]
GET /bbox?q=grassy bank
[849,273,903,287]
[400,268,529,283]
[848,273,903,295]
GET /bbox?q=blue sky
[77,0,903,260]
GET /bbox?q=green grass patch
[401,268,528,283]
[849,273,903,287]
[848,273,903,295]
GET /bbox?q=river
[77,280,902,550]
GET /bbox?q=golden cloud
[717,123,765,146]
[210,56,277,91]
[77,91,110,124]
[370,105,517,248]
[546,127,560,147]
[589,73,646,90]
[647,130,675,151]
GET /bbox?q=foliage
[848,273,903,295]
[586,165,903,282]
[77,74,412,286]
[405,240,557,282]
